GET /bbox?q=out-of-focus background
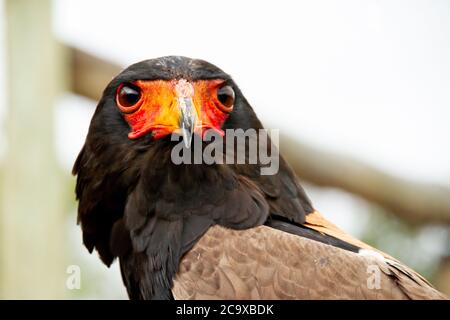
[0,0,449,299]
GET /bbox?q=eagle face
[86,56,265,161]
[111,57,238,146]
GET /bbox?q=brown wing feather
[172,225,446,299]
[304,210,445,295]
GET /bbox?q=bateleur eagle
[73,56,446,300]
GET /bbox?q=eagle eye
[216,85,235,112]
[117,83,142,113]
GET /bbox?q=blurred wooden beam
[0,0,67,298]
[67,46,450,226]
[280,135,450,225]
[70,48,122,101]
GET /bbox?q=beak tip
[181,125,193,149]
[183,137,192,148]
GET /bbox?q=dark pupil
[120,85,141,106]
[217,86,234,107]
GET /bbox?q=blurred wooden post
[0,0,68,298]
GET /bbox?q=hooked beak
[178,96,197,148]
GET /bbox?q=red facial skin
[116,79,232,140]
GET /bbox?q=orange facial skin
[116,79,232,140]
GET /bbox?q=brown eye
[216,85,235,111]
[117,83,142,112]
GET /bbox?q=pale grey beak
[178,97,197,148]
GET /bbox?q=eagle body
[174,223,445,300]
[73,56,446,300]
